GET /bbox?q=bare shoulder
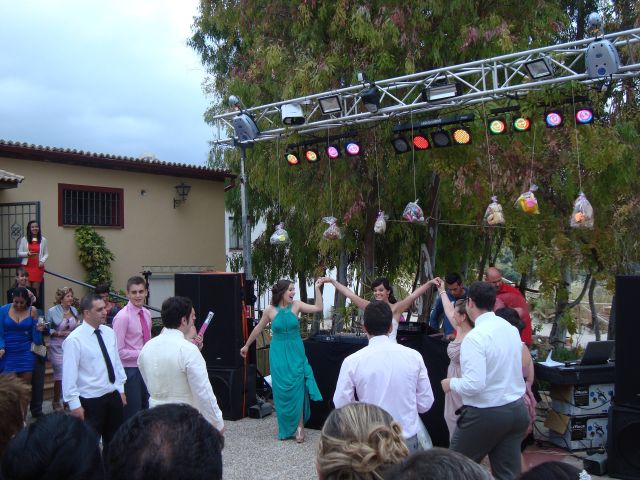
[263,305,277,319]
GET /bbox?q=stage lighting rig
[281,103,305,125]
[585,12,621,78]
[229,95,260,142]
[318,95,342,114]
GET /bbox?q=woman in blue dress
[0,287,44,383]
[240,279,324,442]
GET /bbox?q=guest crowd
[0,226,588,480]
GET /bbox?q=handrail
[45,269,161,313]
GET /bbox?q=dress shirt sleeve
[183,345,224,431]
[110,330,127,393]
[428,297,444,330]
[112,309,138,363]
[449,334,486,396]
[62,336,82,410]
[415,356,435,413]
[332,358,356,408]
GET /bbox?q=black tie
[94,328,115,384]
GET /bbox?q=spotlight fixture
[524,57,554,79]
[422,82,462,102]
[344,140,361,156]
[585,12,621,78]
[281,103,305,125]
[325,144,341,159]
[545,110,564,128]
[451,127,472,145]
[229,95,260,142]
[513,116,532,132]
[412,133,430,150]
[304,148,320,163]
[431,129,451,148]
[575,107,594,124]
[391,136,411,154]
[488,118,507,135]
[360,86,381,113]
[318,95,342,114]
[285,151,300,165]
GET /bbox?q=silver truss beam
[210,28,640,146]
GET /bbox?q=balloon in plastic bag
[322,216,343,240]
[402,200,424,223]
[269,222,290,245]
[484,196,505,226]
[516,184,540,214]
[374,210,387,234]
[570,192,594,229]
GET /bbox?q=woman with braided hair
[316,403,409,480]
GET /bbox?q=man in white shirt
[333,300,434,452]
[138,296,224,432]
[63,293,127,458]
[441,281,529,480]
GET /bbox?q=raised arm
[295,279,324,314]
[435,278,456,320]
[322,277,369,310]
[393,278,439,315]
[240,307,273,358]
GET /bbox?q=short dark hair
[161,296,193,329]
[384,448,492,480]
[363,300,393,336]
[444,272,462,285]
[495,307,525,333]
[0,374,30,457]
[519,461,582,480]
[94,284,111,295]
[106,404,223,480]
[467,281,496,311]
[1,412,103,480]
[126,276,146,291]
[80,293,103,316]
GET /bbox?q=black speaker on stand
[608,275,640,479]
[175,272,256,419]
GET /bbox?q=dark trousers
[123,367,149,421]
[451,398,529,480]
[80,390,124,458]
[30,355,46,416]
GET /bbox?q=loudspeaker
[207,364,257,420]
[614,276,640,408]
[608,404,640,479]
[175,272,247,369]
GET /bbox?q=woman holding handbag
[47,287,79,411]
[0,288,44,385]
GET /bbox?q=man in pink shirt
[112,276,151,420]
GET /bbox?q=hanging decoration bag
[570,192,594,228]
[374,210,387,234]
[402,200,424,223]
[516,184,540,214]
[322,216,343,240]
[484,196,505,225]
[269,222,290,245]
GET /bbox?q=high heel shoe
[295,426,305,443]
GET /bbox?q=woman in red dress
[17,221,49,293]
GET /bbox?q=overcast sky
[0,0,213,167]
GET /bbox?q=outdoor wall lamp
[174,182,191,208]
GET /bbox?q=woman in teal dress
[241,278,324,442]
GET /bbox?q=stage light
[281,103,305,125]
[431,129,451,148]
[318,95,342,114]
[545,110,564,128]
[575,107,594,124]
[345,140,361,156]
[391,136,411,154]
[412,133,430,150]
[285,151,300,165]
[451,127,472,145]
[304,148,320,163]
[488,118,507,135]
[513,116,531,132]
[360,86,381,113]
[422,82,462,102]
[325,144,341,159]
[524,57,553,79]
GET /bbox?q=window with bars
[58,184,124,227]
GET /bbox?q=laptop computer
[565,340,615,366]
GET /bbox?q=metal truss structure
[210,27,640,146]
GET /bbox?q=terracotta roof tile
[0,168,24,183]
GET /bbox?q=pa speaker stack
[608,275,640,479]
[175,272,257,420]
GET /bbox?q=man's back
[333,335,434,438]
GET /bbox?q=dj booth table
[304,333,451,447]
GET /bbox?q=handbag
[31,342,47,358]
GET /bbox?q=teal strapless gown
[270,304,322,439]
